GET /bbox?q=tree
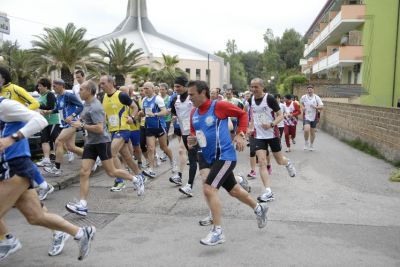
[31,23,100,88]
[102,38,144,86]
[130,66,153,85]
[151,54,186,86]
[238,51,263,84]
[278,29,304,70]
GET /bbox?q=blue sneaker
[200,228,225,246]
[65,201,88,216]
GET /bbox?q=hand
[187,135,198,148]
[39,110,46,116]
[65,116,74,124]
[137,110,144,117]
[247,128,255,136]
[0,137,15,151]
[233,134,245,152]
[146,111,155,117]
[71,119,81,129]
[126,115,133,125]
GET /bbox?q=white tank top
[283,101,297,126]
[174,95,193,135]
[251,94,276,139]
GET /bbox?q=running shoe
[255,204,268,228]
[200,228,225,246]
[309,144,315,151]
[143,168,156,178]
[247,170,256,179]
[65,201,88,216]
[38,184,55,201]
[304,142,309,150]
[169,174,182,186]
[0,236,22,261]
[67,152,75,163]
[75,226,96,261]
[133,174,145,196]
[238,175,251,193]
[43,166,62,176]
[285,160,296,177]
[179,184,193,197]
[257,191,275,202]
[110,181,126,192]
[199,212,213,226]
[48,231,70,256]
[36,157,52,167]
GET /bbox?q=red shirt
[285,100,301,117]
[190,99,248,135]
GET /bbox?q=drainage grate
[63,212,119,229]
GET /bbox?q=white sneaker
[43,166,62,176]
[38,184,55,201]
[143,168,156,178]
[36,157,52,167]
[133,174,145,196]
[48,231,70,256]
[309,144,315,151]
[179,184,193,197]
[285,160,296,177]
[0,236,22,260]
[67,152,75,163]
[304,142,309,150]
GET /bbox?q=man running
[65,81,144,216]
[300,84,323,151]
[100,75,143,192]
[43,79,84,176]
[282,94,301,152]
[0,97,95,261]
[248,78,296,203]
[187,80,267,246]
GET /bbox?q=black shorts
[145,127,165,137]
[174,128,182,137]
[82,142,112,161]
[40,124,60,144]
[0,157,35,188]
[198,153,237,192]
[304,120,318,128]
[254,137,281,153]
[249,136,256,157]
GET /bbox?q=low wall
[319,101,400,162]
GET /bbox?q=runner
[187,80,267,246]
[283,94,301,152]
[0,97,95,261]
[43,79,84,176]
[65,81,144,216]
[248,78,296,203]
[300,84,323,151]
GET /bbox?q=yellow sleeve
[13,86,40,110]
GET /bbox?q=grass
[342,138,400,182]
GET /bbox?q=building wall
[175,59,222,89]
[361,0,400,107]
[319,101,400,161]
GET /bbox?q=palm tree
[130,66,153,86]
[101,38,144,86]
[31,23,101,88]
[151,54,187,86]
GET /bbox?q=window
[347,70,352,84]
[196,69,201,80]
[185,68,190,77]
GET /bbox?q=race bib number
[108,115,119,127]
[196,130,207,148]
[145,107,152,116]
[255,113,269,125]
[181,118,190,132]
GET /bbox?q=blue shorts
[0,157,35,188]
[111,130,131,143]
[130,130,140,146]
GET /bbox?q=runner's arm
[214,101,248,134]
[14,86,40,110]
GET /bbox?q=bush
[282,75,308,95]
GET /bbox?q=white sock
[132,176,138,183]
[214,225,222,234]
[237,176,243,183]
[74,228,84,240]
[39,181,48,190]
[265,187,272,195]
[79,199,87,207]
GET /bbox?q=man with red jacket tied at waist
[187,80,267,246]
[283,94,301,152]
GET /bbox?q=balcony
[304,5,365,58]
[312,46,363,74]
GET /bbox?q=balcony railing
[304,5,365,58]
[311,46,363,73]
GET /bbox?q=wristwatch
[72,113,77,118]
[11,132,21,142]
[270,122,275,128]
[80,122,85,129]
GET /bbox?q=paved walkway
[2,129,400,266]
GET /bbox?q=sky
[0,0,326,53]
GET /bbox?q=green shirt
[163,95,172,122]
[39,92,59,125]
